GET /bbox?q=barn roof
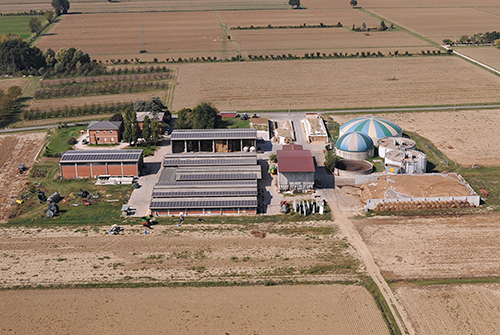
[277,149,315,173]
[171,128,257,141]
[87,121,122,130]
[59,150,143,163]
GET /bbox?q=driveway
[74,133,130,150]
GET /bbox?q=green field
[0,15,45,39]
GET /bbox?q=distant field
[0,0,288,14]
[171,56,500,112]
[458,47,500,72]
[0,78,31,93]
[0,15,42,39]
[370,7,500,44]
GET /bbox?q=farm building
[335,131,374,159]
[150,152,260,215]
[378,137,416,158]
[87,121,123,144]
[339,116,402,143]
[220,111,237,118]
[277,145,315,192]
[303,113,328,143]
[385,149,427,174]
[136,111,168,130]
[59,150,143,179]
[171,129,257,153]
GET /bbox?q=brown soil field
[0,78,31,93]
[0,132,46,223]
[0,0,288,13]
[172,57,500,112]
[0,221,362,288]
[371,7,500,44]
[331,110,500,167]
[353,213,500,281]
[0,284,389,335]
[396,283,500,335]
[458,46,500,72]
[28,90,165,110]
[36,12,223,56]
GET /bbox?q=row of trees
[22,102,133,120]
[443,31,500,46]
[233,22,343,30]
[33,80,168,99]
[40,72,171,87]
[28,11,55,38]
[0,86,23,125]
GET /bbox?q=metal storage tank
[377,137,416,158]
[335,131,374,159]
[385,149,427,174]
[339,116,402,143]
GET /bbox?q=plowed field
[354,213,500,281]
[396,283,500,335]
[0,132,46,223]
[172,57,500,112]
[0,285,390,335]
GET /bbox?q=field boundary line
[361,8,442,49]
[164,68,178,110]
[443,45,500,76]
[472,6,500,18]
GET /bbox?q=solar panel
[176,173,258,181]
[156,180,257,187]
[171,129,257,140]
[152,189,257,198]
[150,198,258,209]
[163,158,256,167]
[60,150,143,162]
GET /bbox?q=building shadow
[142,162,162,175]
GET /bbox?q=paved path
[318,187,415,335]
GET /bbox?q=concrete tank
[385,149,427,174]
[377,137,416,158]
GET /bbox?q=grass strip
[360,278,402,335]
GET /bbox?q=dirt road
[318,187,416,335]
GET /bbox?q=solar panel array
[177,173,258,181]
[60,150,143,162]
[171,129,257,140]
[155,180,257,187]
[151,199,258,209]
[163,158,255,167]
[152,189,257,198]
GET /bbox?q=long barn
[59,150,143,179]
[150,152,260,215]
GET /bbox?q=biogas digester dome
[339,116,402,143]
[335,131,374,159]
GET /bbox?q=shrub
[67,137,77,145]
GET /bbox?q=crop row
[34,81,169,99]
[40,72,171,87]
[22,102,134,120]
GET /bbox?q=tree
[350,0,357,8]
[175,108,192,129]
[442,38,453,46]
[460,35,469,44]
[134,97,171,122]
[43,48,56,68]
[0,40,46,73]
[142,115,151,144]
[52,0,70,16]
[45,10,55,23]
[269,153,277,163]
[0,34,21,43]
[151,119,160,144]
[378,20,387,31]
[109,113,123,122]
[191,102,221,129]
[6,86,22,100]
[122,108,133,143]
[288,0,300,9]
[29,18,43,37]
[131,111,141,144]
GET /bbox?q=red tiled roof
[277,149,315,172]
[282,144,303,150]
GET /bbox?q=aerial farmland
[2,0,500,334]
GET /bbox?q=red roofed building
[276,145,315,192]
